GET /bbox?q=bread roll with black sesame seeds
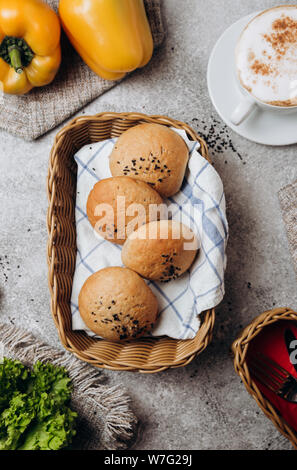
[122,220,199,282]
[109,124,189,197]
[87,176,165,245]
[78,267,158,341]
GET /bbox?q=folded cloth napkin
[278,180,297,277]
[0,0,165,141]
[247,320,297,438]
[0,323,138,450]
[71,129,228,340]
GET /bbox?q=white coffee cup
[231,5,297,126]
[231,82,297,126]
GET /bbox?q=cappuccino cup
[231,5,297,126]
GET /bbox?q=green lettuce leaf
[0,393,35,450]
[0,358,77,450]
[18,407,77,450]
[0,358,29,411]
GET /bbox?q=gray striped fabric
[279,181,297,277]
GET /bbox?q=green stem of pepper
[8,46,23,74]
[0,36,34,70]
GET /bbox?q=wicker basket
[47,112,215,373]
[232,307,297,448]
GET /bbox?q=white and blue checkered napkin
[71,129,228,340]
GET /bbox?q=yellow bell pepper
[0,0,61,95]
[59,0,154,80]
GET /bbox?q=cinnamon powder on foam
[249,15,297,77]
[250,60,273,76]
[264,15,297,57]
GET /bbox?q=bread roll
[86,176,164,245]
[122,220,198,282]
[109,123,189,197]
[78,267,158,341]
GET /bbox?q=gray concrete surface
[1,0,296,450]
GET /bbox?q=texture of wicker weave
[47,112,215,373]
[232,307,297,449]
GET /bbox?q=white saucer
[207,12,297,146]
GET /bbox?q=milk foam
[236,6,297,105]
